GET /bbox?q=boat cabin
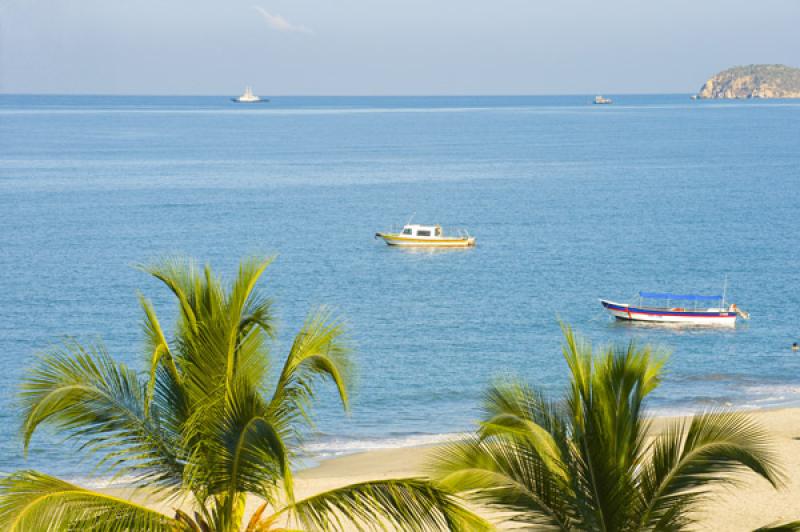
[400,224,442,238]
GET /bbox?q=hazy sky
[1,0,798,95]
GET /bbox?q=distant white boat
[231,86,268,103]
[593,95,613,104]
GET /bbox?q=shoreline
[99,407,800,530]
[297,407,800,530]
[299,401,800,470]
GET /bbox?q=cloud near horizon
[253,7,313,34]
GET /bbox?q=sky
[0,0,798,95]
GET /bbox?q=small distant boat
[600,292,749,326]
[231,86,268,103]
[375,223,476,248]
[593,95,613,104]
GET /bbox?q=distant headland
[696,64,800,99]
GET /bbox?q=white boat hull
[600,299,737,326]
[231,97,268,103]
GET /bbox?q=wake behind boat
[375,223,475,248]
[231,86,268,103]
[600,291,749,326]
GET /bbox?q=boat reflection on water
[607,318,747,335]
[385,245,476,255]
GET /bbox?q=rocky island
[696,64,800,99]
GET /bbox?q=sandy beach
[291,408,800,530]
[108,407,800,530]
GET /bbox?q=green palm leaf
[138,292,181,415]
[638,411,784,529]
[20,342,182,490]
[0,470,180,531]
[269,307,352,429]
[433,437,575,529]
[564,337,666,530]
[287,478,492,532]
[228,257,276,338]
[756,522,800,531]
[139,258,201,335]
[182,376,293,507]
[478,380,568,481]
[222,257,275,385]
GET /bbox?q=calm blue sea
[1,94,799,481]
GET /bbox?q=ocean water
[1,94,799,479]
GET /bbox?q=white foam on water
[649,384,800,418]
[302,432,468,460]
[739,384,800,407]
[65,474,143,489]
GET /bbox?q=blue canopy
[639,291,722,301]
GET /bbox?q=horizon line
[0,91,697,98]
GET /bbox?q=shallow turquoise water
[1,95,799,478]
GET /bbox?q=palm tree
[0,257,488,531]
[432,324,784,531]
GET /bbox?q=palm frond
[756,522,800,531]
[183,375,292,506]
[139,257,201,335]
[482,379,563,434]
[174,308,273,479]
[20,342,182,489]
[228,256,275,337]
[244,503,306,532]
[478,380,568,482]
[174,508,208,532]
[220,257,274,385]
[638,411,784,530]
[561,327,668,531]
[432,436,575,529]
[177,318,237,404]
[151,258,273,409]
[0,470,180,531]
[138,292,182,415]
[269,307,352,429]
[288,478,491,532]
[245,502,269,531]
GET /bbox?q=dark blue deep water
[1,94,799,481]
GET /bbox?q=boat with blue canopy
[600,291,749,326]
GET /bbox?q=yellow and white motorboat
[375,223,476,248]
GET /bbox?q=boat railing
[635,298,725,312]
